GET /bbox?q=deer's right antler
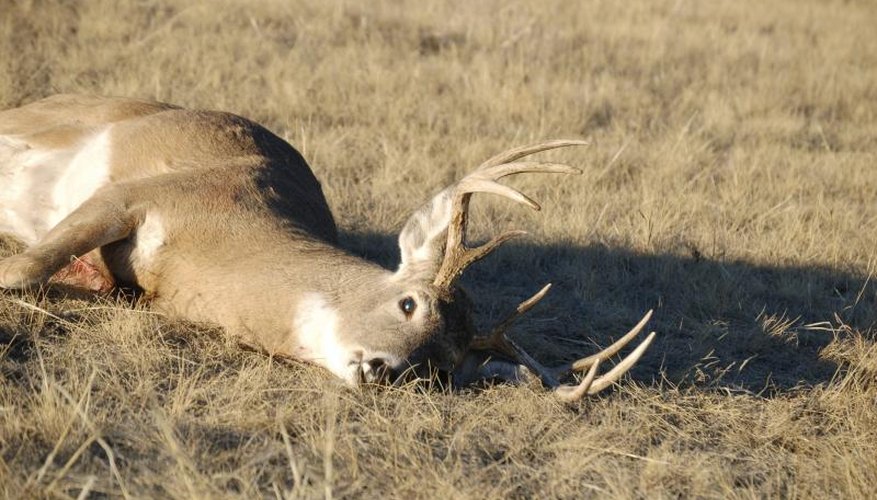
[468,284,656,402]
[432,140,587,290]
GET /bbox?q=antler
[432,140,587,290]
[470,284,657,402]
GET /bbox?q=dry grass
[2,0,877,497]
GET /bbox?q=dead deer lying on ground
[0,94,655,401]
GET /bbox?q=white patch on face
[293,292,400,384]
[132,211,165,266]
[0,128,112,244]
[294,292,356,383]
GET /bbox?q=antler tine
[555,309,654,377]
[458,178,541,211]
[585,332,656,395]
[457,230,529,273]
[470,283,552,359]
[475,161,583,180]
[477,139,590,171]
[432,142,587,290]
[488,283,553,339]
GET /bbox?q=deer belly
[0,129,112,244]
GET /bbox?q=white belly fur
[131,211,165,266]
[0,128,113,245]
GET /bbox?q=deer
[0,94,656,401]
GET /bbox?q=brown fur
[0,95,340,353]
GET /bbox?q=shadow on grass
[1,232,873,397]
[342,230,876,395]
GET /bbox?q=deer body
[0,94,655,398]
[0,95,402,382]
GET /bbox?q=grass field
[2,0,876,497]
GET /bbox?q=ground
[1,0,876,497]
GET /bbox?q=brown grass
[2,0,876,497]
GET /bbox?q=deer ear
[396,189,453,276]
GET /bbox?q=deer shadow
[341,230,876,395]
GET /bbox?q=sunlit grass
[1,0,876,497]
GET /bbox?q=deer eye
[399,296,417,317]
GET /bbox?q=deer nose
[366,357,387,372]
[363,357,393,382]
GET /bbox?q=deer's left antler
[432,140,587,290]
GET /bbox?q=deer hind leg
[0,189,136,290]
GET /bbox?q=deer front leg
[0,189,137,290]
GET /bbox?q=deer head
[302,140,655,401]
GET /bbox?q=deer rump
[0,94,655,401]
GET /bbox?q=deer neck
[150,228,390,359]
